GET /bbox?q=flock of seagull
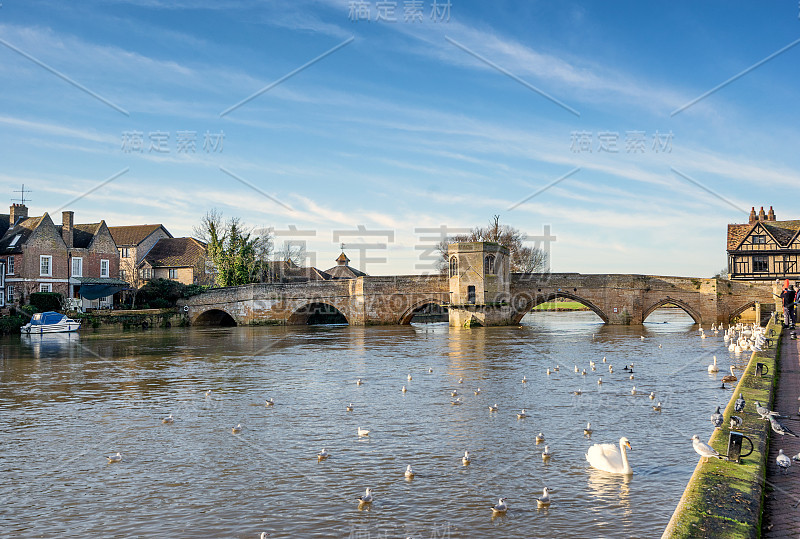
[101,318,798,530]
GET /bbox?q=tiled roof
[108,224,171,246]
[324,264,367,279]
[0,215,43,254]
[728,220,800,250]
[141,237,206,268]
[58,223,102,248]
[0,214,10,239]
[727,224,754,250]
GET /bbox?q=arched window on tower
[449,256,458,277]
[484,254,496,275]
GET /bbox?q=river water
[0,310,748,538]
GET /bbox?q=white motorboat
[21,311,81,334]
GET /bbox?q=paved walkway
[763,331,800,538]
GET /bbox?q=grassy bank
[662,319,781,538]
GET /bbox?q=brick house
[0,204,124,309]
[107,224,172,286]
[137,237,210,286]
[727,206,800,281]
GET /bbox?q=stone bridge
[181,272,774,327]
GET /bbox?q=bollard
[727,431,754,463]
[756,362,770,377]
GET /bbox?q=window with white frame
[7,256,14,274]
[72,257,83,277]
[100,259,109,278]
[6,285,14,303]
[168,268,177,279]
[40,255,52,276]
[39,283,52,292]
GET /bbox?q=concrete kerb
[662,318,782,538]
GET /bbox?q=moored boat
[21,311,81,334]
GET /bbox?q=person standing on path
[780,283,796,329]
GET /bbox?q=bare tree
[437,215,549,273]
[119,257,144,308]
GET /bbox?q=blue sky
[0,1,798,276]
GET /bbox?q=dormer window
[8,234,21,247]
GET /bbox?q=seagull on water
[317,448,329,460]
[357,487,374,504]
[232,424,242,434]
[572,389,582,396]
[408,374,412,381]
[535,432,545,444]
[522,376,528,383]
[346,403,354,412]
[205,389,212,398]
[517,409,527,419]
[491,497,508,514]
[428,367,433,373]
[162,413,174,424]
[458,378,463,384]
[536,487,551,508]
[711,406,723,429]
[574,365,579,373]
[546,368,551,375]
[777,449,792,474]
[462,451,471,465]
[554,365,560,371]
[106,452,122,463]
[357,426,370,437]
[584,422,593,435]
[631,386,637,395]
[542,445,552,460]
[582,369,587,376]
[451,397,463,405]
[653,402,662,412]
[451,390,459,397]
[474,388,481,395]
[356,378,363,386]
[488,403,498,412]
[649,392,655,400]
[602,357,607,363]
[265,398,275,406]
[402,385,407,393]
[692,435,721,463]
[405,464,414,479]
[734,393,745,413]
[629,374,634,380]
[597,378,603,385]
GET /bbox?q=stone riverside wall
[181,274,773,327]
[662,318,782,538]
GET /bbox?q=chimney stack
[9,203,28,225]
[749,207,757,224]
[758,206,766,221]
[768,206,776,221]
[62,211,74,249]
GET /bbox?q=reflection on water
[0,310,746,538]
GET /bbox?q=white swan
[586,437,632,474]
[708,356,719,373]
[357,426,370,436]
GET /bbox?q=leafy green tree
[194,210,271,287]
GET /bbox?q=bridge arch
[192,308,238,326]
[398,299,446,325]
[642,298,701,324]
[287,301,349,325]
[511,291,609,324]
[729,301,759,322]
